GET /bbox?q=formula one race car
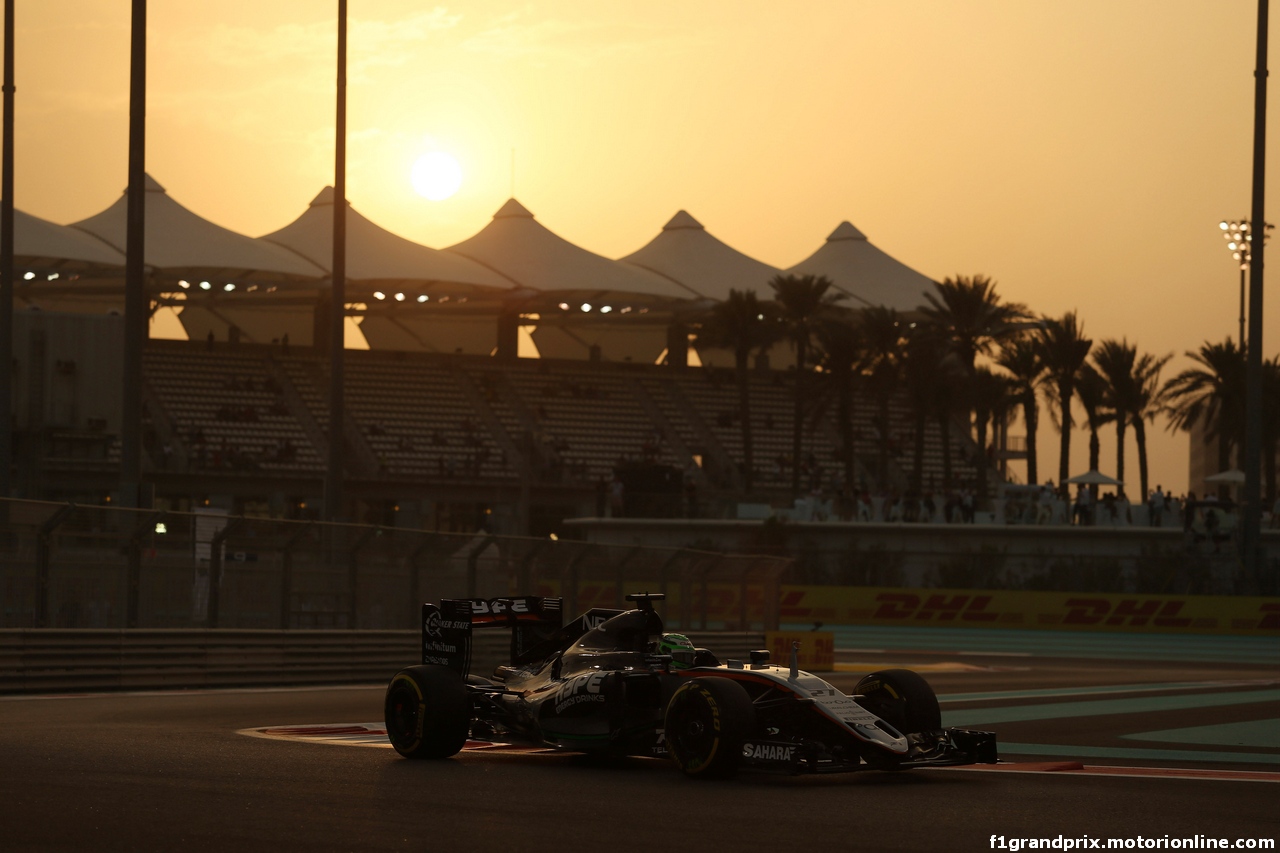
[384,593,997,778]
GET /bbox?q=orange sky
[11,1,1280,496]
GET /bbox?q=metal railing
[0,499,789,631]
[0,628,768,694]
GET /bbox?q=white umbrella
[1065,470,1123,486]
[1204,469,1247,485]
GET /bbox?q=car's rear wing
[420,599,478,675]
[421,596,624,677]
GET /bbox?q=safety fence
[0,629,766,694]
[0,499,790,632]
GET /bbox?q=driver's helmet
[657,632,697,669]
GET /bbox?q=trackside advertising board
[540,582,1279,636]
[781,586,1279,636]
[764,631,835,671]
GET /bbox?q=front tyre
[855,668,942,734]
[384,665,471,759]
[664,677,755,779]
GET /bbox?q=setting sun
[410,151,463,201]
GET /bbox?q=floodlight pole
[1242,0,1268,590]
[1238,265,1246,348]
[0,0,15,507]
[323,0,347,521]
[121,0,147,508]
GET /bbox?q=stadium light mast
[120,0,147,509]
[1242,0,1269,591]
[323,0,347,521]
[1218,219,1251,347]
[1,0,15,508]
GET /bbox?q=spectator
[1115,490,1131,526]
[609,475,625,518]
[595,478,608,517]
[1148,485,1165,527]
[857,492,873,522]
[1073,486,1092,526]
[1032,486,1051,524]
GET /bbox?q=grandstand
[6,180,998,531]
[11,310,990,534]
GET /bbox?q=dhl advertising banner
[538,580,1278,636]
[781,586,1279,636]
[764,631,835,671]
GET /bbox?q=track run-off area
[1,627,1276,852]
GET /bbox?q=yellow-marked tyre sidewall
[384,665,470,759]
[855,669,940,733]
[386,673,426,755]
[670,683,722,775]
[665,677,753,779]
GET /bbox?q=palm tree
[1162,339,1247,495]
[970,366,1013,505]
[814,314,865,499]
[694,290,780,492]
[1075,364,1110,476]
[1091,339,1138,493]
[901,325,953,494]
[1264,357,1280,503]
[859,306,907,490]
[770,274,845,494]
[1129,350,1172,501]
[995,335,1046,486]
[1037,312,1093,492]
[901,325,969,496]
[921,274,1031,375]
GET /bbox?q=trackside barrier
[0,629,766,694]
[0,498,790,632]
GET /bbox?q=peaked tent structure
[262,187,519,355]
[446,199,700,361]
[71,174,324,283]
[69,174,328,347]
[13,209,128,314]
[447,199,697,302]
[262,187,510,293]
[16,209,125,271]
[787,221,935,312]
[620,210,780,301]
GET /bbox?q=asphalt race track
[1,629,1276,853]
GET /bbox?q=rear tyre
[664,677,755,779]
[855,668,942,734]
[384,665,471,759]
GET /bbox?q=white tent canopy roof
[16,209,125,270]
[1065,470,1123,486]
[619,210,780,301]
[71,174,324,282]
[261,187,511,292]
[787,221,935,311]
[446,199,699,302]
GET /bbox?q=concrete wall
[13,310,123,432]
